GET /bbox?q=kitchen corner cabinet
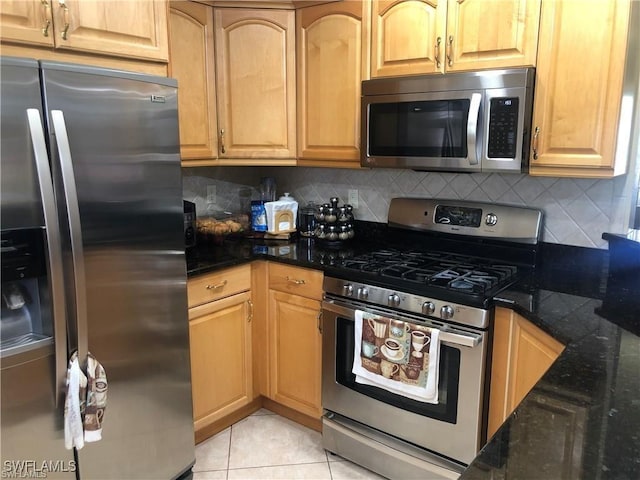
[214,8,297,161]
[296,0,370,167]
[0,0,169,62]
[187,265,253,433]
[529,0,632,178]
[168,1,218,161]
[488,307,564,439]
[267,263,323,419]
[370,0,540,77]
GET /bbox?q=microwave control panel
[487,97,519,159]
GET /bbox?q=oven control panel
[324,277,490,330]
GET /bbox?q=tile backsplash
[183,166,636,249]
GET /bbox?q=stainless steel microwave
[361,68,535,173]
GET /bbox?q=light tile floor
[193,408,387,480]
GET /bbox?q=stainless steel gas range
[321,198,543,480]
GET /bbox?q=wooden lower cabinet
[267,263,323,420]
[503,391,587,479]
[268,290,322,419]
[488,307,565,438]
[187,267,254,439]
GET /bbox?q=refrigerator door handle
[26,108,68,407]
[50,109,89,365]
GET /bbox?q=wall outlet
[348,189,359,209]
[206,185,216,205]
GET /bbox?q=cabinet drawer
[268,263,323,300]
[188,264,251,307]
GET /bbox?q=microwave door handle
[50,110,88,366]
[27,109,68,408]
[467,93,482,166]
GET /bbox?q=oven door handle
[322,299,483,348]
[439,331,481,348]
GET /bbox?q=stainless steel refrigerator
[0,57,195,479]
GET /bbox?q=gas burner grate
[339,249,519,296]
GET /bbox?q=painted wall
[183,166,637,249]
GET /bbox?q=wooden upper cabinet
[0,0,169,62]
[169,1,218,161]
[371,0,540,77]
[54,0,169,61]
[296,0,370,166]
[529,0,632,177]
[214,8,296,160]
[445,0,540,72]
[0,0,55,47]
[371,0,445,77]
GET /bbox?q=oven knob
[440,305,454,319]
[388,293,401,307]
[358,287,369,300]
[485,213,498,226]
[343,284,354,296]
[421,301,436,315]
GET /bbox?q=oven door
[361,90,483,172]
[321,296,489,466]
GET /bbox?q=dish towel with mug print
[352,310,440,404]
[64,351,108,449]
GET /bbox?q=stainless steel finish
[422,301,435,315]
[388,293,400,307]
[387,197,543,245]
[440,305,454,320]
[50,109,89,364]
[322,298,483,348]
[1,57,194,479]
[362,67,535,97]
[323,414,462,480]
[0,57,44,229]
[485,212,498,226]
[27,108,68,406]
[321,298,488,465]
[466,93,482,165]
[38,60,194,479]
[1,57,75,479]
[361,67,535,173]
[323,277,490,329]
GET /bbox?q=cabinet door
[445,0,540,72]
[296,0,369,166]
[505,392,587,479]
[51,0,169,61]
[169,1,217,161]
[214,8,296,160]
[268,290,322,418]
[488,308,564,438]
[189,291,252,431]
[0,0,54,46]
[371,0,446,77]
[529,0,631,177]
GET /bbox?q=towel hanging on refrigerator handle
[63,351,108,449]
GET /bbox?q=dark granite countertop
[186,224,640,480]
